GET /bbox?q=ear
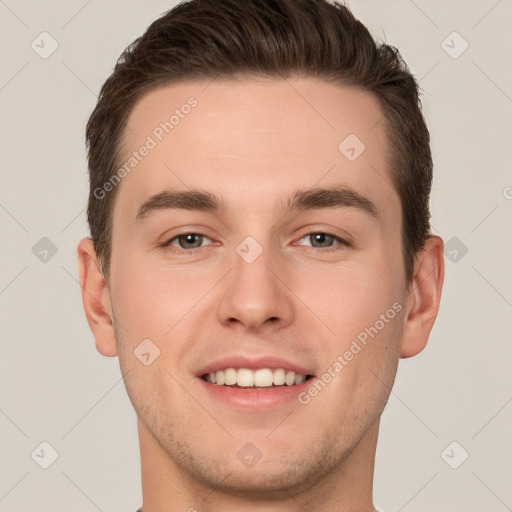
[400,235,445,358]
[77,238,118,357]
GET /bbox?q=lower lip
[196,377,316,411]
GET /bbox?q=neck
[137,417,379,512]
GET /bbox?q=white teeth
[285,371,296,386]
[224,367,237,385]
[237,368,254,387]
[254,368,274,387]
[273,368,286,385]
[205,367,308,387]
[294,373,306,385]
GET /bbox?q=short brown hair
[86,0,432,285]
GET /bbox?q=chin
[186,459,320,498]
[163,433,345,499]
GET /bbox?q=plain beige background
[1,1,511,511]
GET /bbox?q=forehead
[115,76,398,224]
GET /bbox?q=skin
[78,76,444,511]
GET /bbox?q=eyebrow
[134,185,378,223]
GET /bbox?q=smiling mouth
[201,367,314,388]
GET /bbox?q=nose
[217,241,295,333]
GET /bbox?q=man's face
[107,77,409,495]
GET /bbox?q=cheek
[298,257,401,337]
[109,252,188,339]
[298,254,405,396]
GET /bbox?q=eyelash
[159,231,350,255]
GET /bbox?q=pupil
[181,234,201,248]
[313,233,331,247]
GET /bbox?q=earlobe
[400,235,445,358]
[77,238,118,357]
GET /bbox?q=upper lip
[196,355,315,378]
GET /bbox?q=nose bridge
[217,232,294,330]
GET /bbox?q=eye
[295,232,350,252]
[161,233,213,252]
[159,230,349,255]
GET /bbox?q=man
[77,0,444,510]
